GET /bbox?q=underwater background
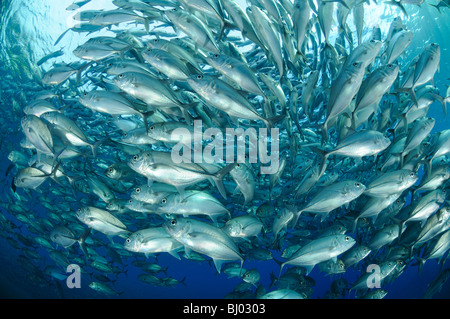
[0,0,449,299]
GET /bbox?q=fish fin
[184,246,192,259]
[5,163,14,177]
[263,107,287,130]
[386,0,408,16]
[429,92,447,117]
[77,227,91,257]
[11,179,16,193]
[54,29,70,46]
[292,210,303,227]
[48,161,63,186]
[213,259,225,274]
[318,211,329,223]
[90,137,108,158]
[144,252,154,259]
[309,146,330,166]
[75,61,93,86]
[416,256,426,274]
[278,260,286,278]
[168,249,181,260]
[396,87,418,107]
[352,216,360,233]
[210,163,237,200]
[140,110,154,134]
[304,264,315,276]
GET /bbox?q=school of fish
[0,0,450,299]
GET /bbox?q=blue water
[0,0,449,299]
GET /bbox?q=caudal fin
[77,227,91,257]
[211,163,237,200]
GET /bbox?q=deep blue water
[0,0,449,300]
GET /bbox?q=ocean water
[0,0,449,300]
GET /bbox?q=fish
[155,190,231,223]
[399,43,441,105]
[123,227,183,259]
[295,180,366,222]
[76,206,130,241]
[50,226,91,256]
[279,235,356,275]
[222,215,264,239]
[36,49,65,66]
[364,169,418,198]
[163,217,244,273]
[89,282,123,296]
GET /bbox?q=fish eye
[126,238,131,243]
[133,155,139,161]
[135,188,141,193]
[409,172,415,177]
[161,198,167,204]
[129,199,133,204]
[153,39,159,43]
[197,74,203,80]
[77,209,81,213]
[355,182,360,187]
[352,62,359,67]
[345,236,350,241]
[149,126,154,130]
[118,74,124,78]
[213,54,219,58]
[387,64,393,68]
[370,39,376,43]
[236,163,240,168]
[83,92,88,96]
[171,219,177,226]
[108,168,113,173]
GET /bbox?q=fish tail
[352,216,360,234]
[75,61,93,86]
[264,111,286,130]
[309,146,329,167]
[54,28,69,46]
[416,256,426,274]
[49,161,63,186]
[91,136,109,158]
[140,110,154,134]
[427,3,441,14]
[210,163,237,200]
[78,227,92,257]
[291,210,303,228]
[386,0,408,16]
[429,92,447,117]
[396,87,418,107]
